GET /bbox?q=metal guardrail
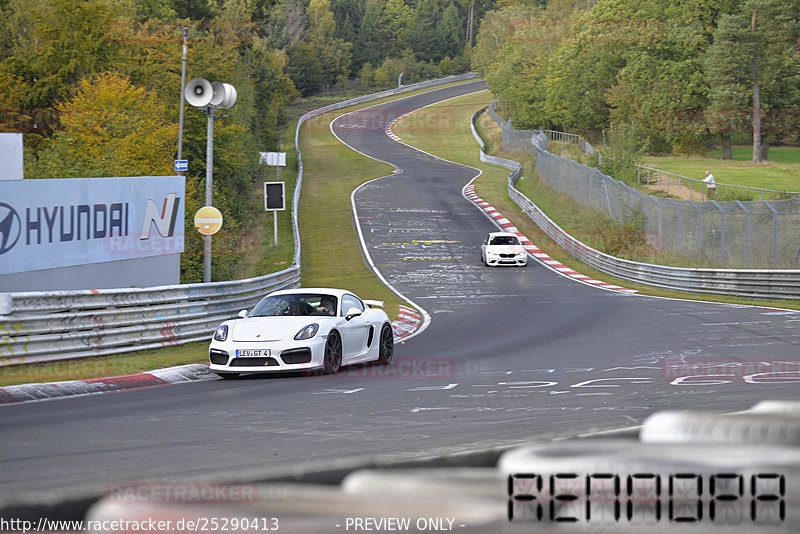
[0,74,477,367]
[471,108,800,301]
[0,268,301,365]
[541,129,595,155]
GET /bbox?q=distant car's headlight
[294,323,319,340]
[213,325,228,341]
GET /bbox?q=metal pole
[176,27,188,171]
[203,106,215,283]
[276,164,280,245]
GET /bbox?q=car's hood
[486,245,524,254]
[230,317,331,342]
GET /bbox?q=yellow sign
[194,206,223,236]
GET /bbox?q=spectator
[703,170,716,200]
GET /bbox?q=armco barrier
[0,267,301,365]
[0,74,477,367]
[471,108,800,300]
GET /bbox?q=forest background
[2,0,797,282]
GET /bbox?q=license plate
[236,349,271,358]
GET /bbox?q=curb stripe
[0,364,217,406]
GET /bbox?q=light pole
[176,26,189,173]
[185,78,237,283]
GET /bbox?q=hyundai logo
[0,202,21,255]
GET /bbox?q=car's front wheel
[323,332,342,374]
[377,323,394,365]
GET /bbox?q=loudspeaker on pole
[185,77,213,107]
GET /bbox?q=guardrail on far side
[471,108,800,301]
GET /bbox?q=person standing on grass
[703,170,716,200]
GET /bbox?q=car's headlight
[294,323,319,340]
[213,325,228,341]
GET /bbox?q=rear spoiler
[363,299,384,308]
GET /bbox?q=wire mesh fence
[487,103,800,268]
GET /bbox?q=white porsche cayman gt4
[209,288,394,378]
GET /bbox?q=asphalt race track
[1,80,799,500]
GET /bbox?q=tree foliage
[30,72,177,178]
[1,0,479,282]
[475,0,800,160]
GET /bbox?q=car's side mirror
[237,310,248,318]
[345,307,362,321]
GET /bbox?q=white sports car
[481,231,528,267]
[209,288,394,378]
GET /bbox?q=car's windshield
[249,294,338,317]
[489,236,520,246]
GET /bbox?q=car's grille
[209,349,229,365]
[229,357,279,367]
[281,348,312,364]
[500,253,516,258]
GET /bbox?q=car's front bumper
[209,337,327,373]
[486,255,527,266]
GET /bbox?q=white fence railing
[0,74,477,367]
[471,108,800,301]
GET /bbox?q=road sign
[260,152,286,167]
[264,182,285,211]
[174,159,188,172]
[194,206,223,236]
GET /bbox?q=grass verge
[643,151,800,195]
[391,91,800,313]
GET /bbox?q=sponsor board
[0,176,184,275]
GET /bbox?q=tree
[706,0,800,163]
[286,42,325,95]
[282,0,353,90]
[30,72,177,178]
[170,0,216,19]
[438,3,465,60]
[332,0,364,43]
[404,0,443,61]
[6,0,121,109]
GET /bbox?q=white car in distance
[480,231,528,267]
[209,288,394,378]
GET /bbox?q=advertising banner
[0,176,185,275]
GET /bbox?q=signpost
[185,77,237,282]
[261,152,287,246]
[263,182,285,245]
[174,159,188,172]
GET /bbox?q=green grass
[1,81,476,387]
[643,150,800,195]
[708,145,800,164]
[392,92,800,313]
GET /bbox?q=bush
[598,122,645,186]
